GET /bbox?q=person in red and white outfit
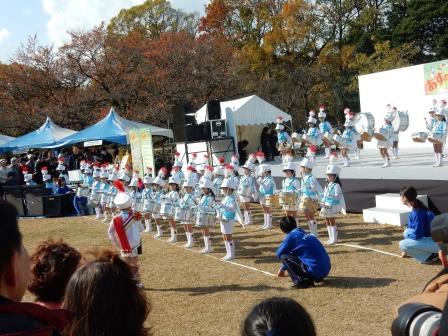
[108,180,144,287]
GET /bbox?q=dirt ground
[20,206,441,336]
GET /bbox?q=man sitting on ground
[276,216,331,288]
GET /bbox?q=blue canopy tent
[1,117,76,152]
[50,108,173,147]
[0,134,15,146]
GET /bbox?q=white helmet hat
[118,171,130,182]
[113,181,132,210]
[93,170,101,178]
[344,119,354,127]
[173,160,183,168]
[435,108,445,116]
[326,164,341,175]
[275,123,285,131]
[143,175,154,184]
[40,166,49,175]
[128,171,140,187]
[318,111,326,118]
[168,175,181,185]
[100,170,109,179]
[260,164,272,173]
[309,110,316,117]
[42,173,51,181]
[108,172,118,182]
[24,173,33,182]
[429,107,435,113]
[152,176,166,187]
[221,177,237,190]
[56,163,66,171]
[183,176,196,188]
[214,166,224,176]
[243,161,254,170]
[384,113,394,121]
[307,116,317,124]
[300,158,315,170]
[283,162,296,171]
[199,177,213,190]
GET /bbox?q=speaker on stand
[207,99,221,120]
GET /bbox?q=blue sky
[0,0,209,63]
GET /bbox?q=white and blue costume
[99,182,111,206]
[258,176,277,207]
[238,175,257,203]
[151,190,165,219]
[281,177,300,211]
[341,128,357,150]
[195,194,216,227]
[130,189,142,211]
[299,173,323,212]
[219,194,237,234]
[431,120,447,144]
[212,176,224,201]
[73,174,93,215]
[278,130,292,145]
[319,121,333,135]
[377,123,395,148]
[320,182,345,218]
[179,192,197,225]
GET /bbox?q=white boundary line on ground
[335,243,402,257]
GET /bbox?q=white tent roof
[195,95,292,125]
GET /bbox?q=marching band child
[219,178,239,260]
[98,167,111,220]
[431,109,447,167]
[196,179,216,254]
[390,106,400,159]
[425,107,436,131]
[340,119,356,167]
[141,167,153,232]
[166,175,181,243]
[276,117,292,163]
[55,158,69,183]
[320,155,346,245]
[152,168,167,238]
[103,166,118,222]
[238,156,258,225]
[344,108,361,159]
[281,159,300,219]
[171,152,185,186]
[91,166,102,219]
[318,105,333,158]
[212,163,225,203]
[258,164,277,230]
[306,112,320,151]
[42,167,53,190]
[299,158,323,237]
[23,169,35,186]
[128,171,142,216]
[377,113,395,168]
[108,180,144,287]
[179,176,197,248]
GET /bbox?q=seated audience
[28,239,81,309]
[276,216,331,288]
[0,200,70,335]
[399,186,439,263]
[63,249,151,336]
[55,178,71,195]
[242,297,316,336]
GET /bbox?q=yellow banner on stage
[128,129,154,175]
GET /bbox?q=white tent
[177,95,292,164]
[195,95,292,154]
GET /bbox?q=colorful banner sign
[140,129,155,174]
[128,129,154,175]
[424,60,448,95]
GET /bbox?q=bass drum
[354,112,375,134]
[412,132,428,143]
[392,111,409,132]
[374,128,390,141]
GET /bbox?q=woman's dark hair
[327,174,342,188]
[279,216,297,234]
[242,297,316,336]
[0,200,21,276]
[400,186,427,210]
[283,169,295,178]
[63,249,150,336]
[169,183,180,192]
[28,239,81,303]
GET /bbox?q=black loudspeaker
[207,99,221,120]
[4,192,25,216]
[43,195,61,217]
[172,102,192,142]
[210,119,227,138]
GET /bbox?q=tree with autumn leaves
[0,0,447,136]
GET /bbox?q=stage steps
[363,193,428,226]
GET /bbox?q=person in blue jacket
[276,216,331,288]
[399,186,439,263]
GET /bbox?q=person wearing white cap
[377,113,395,168]
[107,180,144,287]
[165,175,181,243]
[212,164,225,203]
[178,175,198,248]
[200,165,214,187]
[305,113,321,156]
[73,163,93,216]
[56,159,69,184]
[337,119,356,167]
[171,156,185,189]
[258,163,277,230]
[98,166,111,220]
[42,167,53,191]
[103,167,119,222]
[430,109,447,167]
[318,107,334,159]
[185,165,200,198]
[141,167,154,232]
[299,158,323,237]
[195,178,216,254]
[238,158,258,225]
[23,169,35,186]
[218,178,239,260]
[128,171,143,220]
[90,164,103,219]
[275,117,292,163]
[320,157,346,245]
[152,167,168,238]
[388,106,400,159]
[281,159,300,219]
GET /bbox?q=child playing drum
[299,158,323,237]
[91,167,102,219]
[305,113,320,150]
[377,113,395,168]
[141,168,153,232]
[318,107,333,159]
[339,119,357,167]
[430,109,447,167]
[165,176,181,243]
[258,164,277,230]
[103,167,118,222]
[218,178,239,260]
[320,160,346,245]
[281,160,300,219]
[152,168,167,239]
[238,158,258,225]
[196,179,216,254]
[212,164,225,202]
[276,117,292,163]
[178,176,197,248]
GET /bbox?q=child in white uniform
[90,169,102,219]
[299,158,323,237]
[152,168,167,238]
[258,164,277,230]
[320,163,346,245]
[431,109,447,167]
[318,109,333,159]
[218,178,239,260]
[238,159,258,225]
[212,165,225,203]
[377,113,395,168]
[179,176,197,248]
[196,179,216,254]
[165,175,181,243]
[141,169,153,232]
[340,119,357,167]
[281,161,300,218]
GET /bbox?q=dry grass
[20,207,441,336]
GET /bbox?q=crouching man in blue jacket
[276,216,331,288]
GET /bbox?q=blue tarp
[0,134,15,146]
[50,108,173,147]
[1,117,76,152]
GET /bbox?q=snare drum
[195,211,216,227]
[238,184,252,198]
[142,199,156,213]
[427,132,445,144]
[101,193,111,205]
[174,207,194,222]
[76,186,89,197]
[279,192,298,206]
[322,132,333,146]
[412,131,428,143]
[302,134,323,146]
[374,128,389,141]
[265,195,279,207]
[159,202,175,218]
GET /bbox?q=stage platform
[266,148,448,214]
